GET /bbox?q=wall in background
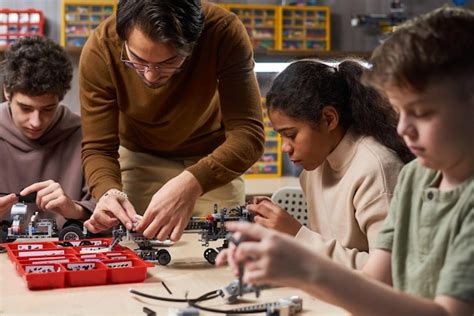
[5,0,473,51]
[1,0,472,176]
[1,0,473,112]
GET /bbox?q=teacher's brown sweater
[79,3,265,198]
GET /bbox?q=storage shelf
[59,3,329,52]
[66,33,90,37]
[61,0,116,47]
[220,4,330,52]
[0,9,44,46]
[227,4,281,51]
[245,98,282,178]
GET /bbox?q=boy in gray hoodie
[0,36,95,231]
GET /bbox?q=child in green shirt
[216,6,474,315]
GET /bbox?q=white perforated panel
[271,186,308,227]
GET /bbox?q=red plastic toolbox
[19,263,66,290]
[103,258,148,284]
[63,261,108,287]
[0,9,45,46]
[3,238,152,290]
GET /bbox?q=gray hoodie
[0,102,95,229]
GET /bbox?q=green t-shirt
[376,160,474,301]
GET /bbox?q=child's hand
[252,195,272,204]
[21,180,86,219]
[247,199,302,236]
[222,221,321,288]
[0,194,17,217]
[215,232,241,274]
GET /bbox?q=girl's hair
[266,59,414,164]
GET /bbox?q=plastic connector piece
[221,279,264,303]
[168,307,200,316]
[228,296,303,315]
[10,203,28,216]
[267,296,303,316]
[143,306,156,316]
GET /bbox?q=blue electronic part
[452,0,466,5]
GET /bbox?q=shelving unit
[0,9,44,47]
[61,0,116,47]
[226,4,281,52]
[246,100,282,178]
[281,6,330,51]
[220,4,330,52]
[59,3,329,52]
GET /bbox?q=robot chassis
[186,204,253,264]
[0,193,59,243]
[110,204,253,265]
[0,199,252,266]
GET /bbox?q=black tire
[157,249,171,265]
[204,248,218,264]
[222,239,229,249]
[0,229,7,244]
[59,224,84,240]
[79,240,93,246]
[0,220,15,243]
[0,221,10,243]
[62,219,84,230]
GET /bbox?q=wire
[129,288,221,303]
[186,291,267,314]
[130,288,267,314]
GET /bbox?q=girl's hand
[247,200,302,236]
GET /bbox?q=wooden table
[0,234,347,315]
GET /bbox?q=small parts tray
[3,239,152,290]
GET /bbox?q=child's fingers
[225,221,267,242]
[234,240,263,263]
[20,180,52,196]
[0,193,17,203]
[215,249,230,266]
[253,215,272,228]
[252,196,272,204]
[0,194,17,210]
[244,259,262,274]
[243,269,268,286]
[249,203,275,219]
[39,190,62,210]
